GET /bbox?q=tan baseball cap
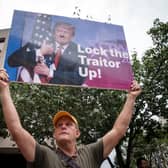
[53,111,78,127]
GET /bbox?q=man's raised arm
[103,80,141,158]
[0,69,36,162]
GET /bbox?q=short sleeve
[88,138,104,165]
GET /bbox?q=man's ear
[76,129,81,138]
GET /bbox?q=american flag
[31,13,53,47]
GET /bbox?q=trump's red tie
[54,47,62,68]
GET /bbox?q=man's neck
[57,142,77,157]
[55,42,69,51]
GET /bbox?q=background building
[0,28,9,67]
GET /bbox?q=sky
[0,0,168,59]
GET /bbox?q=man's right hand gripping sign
[0,68,9,83]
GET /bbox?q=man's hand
[34,63,50,76]
[128,80,142,98]
[0,68,9,88]
[40,40,54,55]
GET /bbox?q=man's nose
[59,34,65,37]
[60,123,67,129]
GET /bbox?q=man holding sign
[0,68,141,168]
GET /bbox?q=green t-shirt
[27,139,104,168]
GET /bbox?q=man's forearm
[113,94,136,136]
[103,81,141,158]
[0,86,22,133]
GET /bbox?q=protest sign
[4,10,133,90]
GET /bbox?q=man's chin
[57,135,70,141]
